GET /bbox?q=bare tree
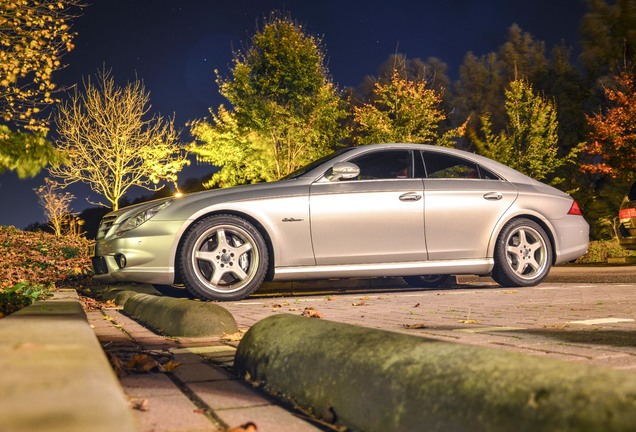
[50,69,189,210]
[35,177,75,237]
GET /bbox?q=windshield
[280,147,355,180]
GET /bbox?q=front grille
[96,215,118,239]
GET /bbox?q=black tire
[491,218,552,287]
[177,215,268,301]
[402,274,450,288]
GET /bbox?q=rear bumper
[553,216,590,264]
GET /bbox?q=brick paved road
[225,278,636,371]
[90,266,636,432]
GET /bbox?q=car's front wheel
[402,274,450,288]
[492,218,552,287]
[177,215,268,301]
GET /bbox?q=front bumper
[91,219,184,285]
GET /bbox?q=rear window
[421,152,499,180]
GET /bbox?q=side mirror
[327,162,360,181]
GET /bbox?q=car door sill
[273,259,494,281]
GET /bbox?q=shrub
[576,240,636,264]
[0,282,50,318]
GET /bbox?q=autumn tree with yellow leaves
[0,0,82,177]
[352,68,466,146]
[50,70,189,210]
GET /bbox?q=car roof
[302,143,541,185]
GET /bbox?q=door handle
[399,193,422,202]
[483,192,503,201]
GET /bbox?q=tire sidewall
[493,218,552,287]
[178,215,268,301]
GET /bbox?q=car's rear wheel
[492,218,552,287]
[177,215,268,301]
[402,274,450,288]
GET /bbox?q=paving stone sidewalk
[226,280,636,370]
[88,277,636,432]
[87,308,323,432]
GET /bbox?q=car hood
[153,179,312,221]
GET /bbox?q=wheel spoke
[216,229,230,249]
[210,266,228,285]
[232,242,252,256]
[195,250,216,263]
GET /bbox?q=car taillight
[619,208,636,220]
[568,200,583,216]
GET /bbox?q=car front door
[309,150,427,265]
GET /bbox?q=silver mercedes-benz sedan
[92,143,589,301]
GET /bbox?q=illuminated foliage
[50,69,189,210]
[582,69,636,178]
[352,68,465,146]
[190,106,273,188]
[191,14,347,185]
[473,79,576,182]
[0,124,62,177]
[0,0,81,130]
[0,0,81,177]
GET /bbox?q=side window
[348,150,413,180]
[422,151,497,180]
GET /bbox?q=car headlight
[115,199,173,236]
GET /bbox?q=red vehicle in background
[617,180,636,250]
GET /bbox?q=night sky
[0,0,588,228]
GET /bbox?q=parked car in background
[91,143,590,301]
[617,180,636,250]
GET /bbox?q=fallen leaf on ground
[129,398,149,411]
[352,300,367,306]
[107,352,126,377]
[162,360,181,372]
[544,323,569,329]
[458,319,480,324]
[301,307,323,318]
[222,331,244,342]
[127,354,160,372]
[402,323,428,329]
[502,290,518,295]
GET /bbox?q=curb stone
[236,314,636,432]
[123,292,239,337]
[96,284,239,338]
[0,290,137,432]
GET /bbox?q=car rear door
[421,151,518,260]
